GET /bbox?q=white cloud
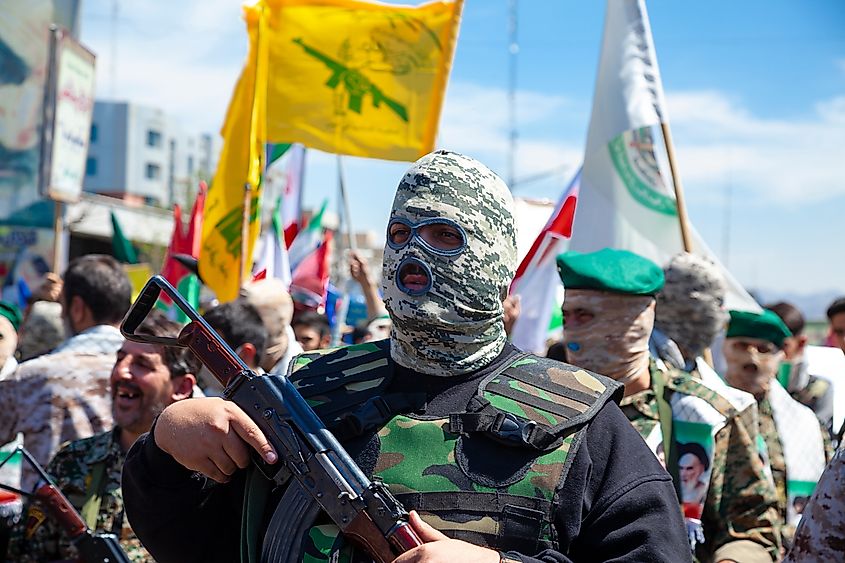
[439,82,582,185]
[81,0,247,133]
[666,90,845,204]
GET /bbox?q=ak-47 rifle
[292,37,409,122]
[0,447,130,563]
[121,276,422,563]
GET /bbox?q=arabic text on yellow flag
[252,0,463,162]
[199,5,269,302]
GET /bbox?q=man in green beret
[558,248,782,563]
[723,310,829,546]
[0,302,22,381]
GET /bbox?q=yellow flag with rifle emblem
[201,0,462,302]
[251,0,463,161]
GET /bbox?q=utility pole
[507,0,518,189]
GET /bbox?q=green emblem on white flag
[609,127,678,216]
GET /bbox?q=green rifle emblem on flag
[293,37,409,123]
[213,195,261,257]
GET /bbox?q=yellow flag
[250,0,463,161]
[199,4,269,302]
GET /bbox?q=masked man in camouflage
[651,253,728,383]
[722,310,829,547]
[557,248,782,563]
[9,311,196,562]
[121,150,689,563]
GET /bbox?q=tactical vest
[623,362,752,560]
[243,340,621,563]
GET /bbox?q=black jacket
[122,345,690,563]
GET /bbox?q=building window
[187,156,194,175]
[85,157,97,176]
[145,163,161,180]
[147,130,162,147]
[90,123,97,143]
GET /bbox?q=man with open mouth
[10,310,196,562]
[122,150,690,563]
[722,310,830,548]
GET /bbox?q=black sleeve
[513,401,692,563]
[121,424,245,563]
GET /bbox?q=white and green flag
[570,0,758,312]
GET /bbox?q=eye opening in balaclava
[382,150,517,377]
[386,216,468,259]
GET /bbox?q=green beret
[0,301,22,332]
[726,310,792,348]
[556,248,664,296]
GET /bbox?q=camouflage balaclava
[655,253,728,361]
[562,290,655,385]
[382,150,517,377]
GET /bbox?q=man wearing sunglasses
[121,150,689,562]
[723,310,829,547]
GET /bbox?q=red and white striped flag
[510,169,581,354]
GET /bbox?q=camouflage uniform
[758,396,832,545]
[785,445,845,562]
[15,300,66,362]
[621,362,782,562]
[0,325,122,492]
[9,428,153,561]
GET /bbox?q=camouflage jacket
[0,325,121,492]
[621,363,782,563]
[9,428,153,562]
[785,445,845,562]
[758,396,832,545]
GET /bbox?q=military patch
[301,524,352,563]
[24,504,47,539]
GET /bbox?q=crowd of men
[0,150,843,562]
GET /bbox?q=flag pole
[661,121,715,365]
[507,0,518,188]
[240,3,267,291]
[331,155,356,346]
[337,155,356,253]
[240,182,253,287]
[660,122,693,252]
[51,202,65,273]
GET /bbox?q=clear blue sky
[80,0,845,296]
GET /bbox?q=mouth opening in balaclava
[396,257,433,296]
